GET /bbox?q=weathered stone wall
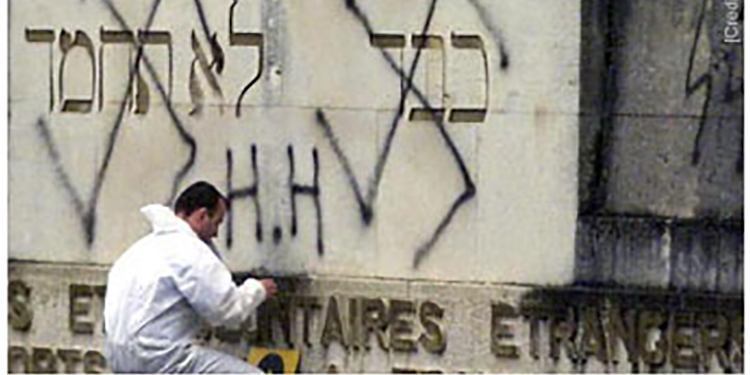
[8,0,743,373]
[576,0,743,293]
[9,263,743,373]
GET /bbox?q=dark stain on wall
[518,286,743,372]
[576,0,743,294]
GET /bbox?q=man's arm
[170,243,277,327]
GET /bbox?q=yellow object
[247,347,301,374]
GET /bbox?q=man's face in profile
[196,199,226,244]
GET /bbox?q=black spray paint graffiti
[316,0,504,268]
[229,0,264,117]
[226,145,263,248]
[584,0,621,215]
[465,0,510,70]
[189,28,225,116]
[33,0,197,246]
[101,0,199,221]
[97,27,173,114]
[225,145,324,255]
[685,0,744,170]
[288,146,324,255]
[183,0,265,118]
[586,0,743,215]
[28,0,499,259]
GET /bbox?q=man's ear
[186,207,207,224]
[195,207,210,221]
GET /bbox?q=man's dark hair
[174,181,228,216]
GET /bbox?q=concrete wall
[10,0,579,284]
[9,262,743,373]
[8,0,743,373]
[576,0,743,293]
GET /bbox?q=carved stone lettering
[729,314,743,370]
[275,297,295,348]
[526,314,542,360]
[254,297,293,347]
[57,349,83,373]
[490,302,519,358]
[138,29,173,101]
[98,27,135,112]
[361,298,389,351]
[670,312,698,370]
[69,284,94,334]
[188,29,224,116]
[389,299,417,353]
[228,0,263,117]
[407,33,445,122]
[24,28,56,111]
[447,33,489,123]
[83,350,108,373]
[638,310,667,367]
[697,313,730,371]
[58,29,96,113]
[603,305,638,365]
[9,346,30,374]
[9,345,107,373]
[321,296,347,349]
[296,296,322,347]
[418,300,446,354]
[348,297,361,351]
[32,347,58,373]
[9,280,33,332]
[580,306,606,363]
[549,309,577,361]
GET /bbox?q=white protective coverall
[104,204,266,373]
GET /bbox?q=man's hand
[260,279,278,298]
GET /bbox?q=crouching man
[104,181,277,373]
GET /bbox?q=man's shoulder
[153,230,215,261]
[114,229,212,266]
[110,232,210,279]
[111,233,160,266]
